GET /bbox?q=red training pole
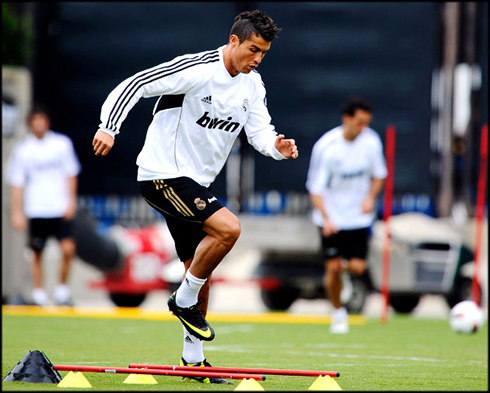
[53,365,265,381]
[380,125,396,325]
[129,363,340,378]
[472,124,488,306]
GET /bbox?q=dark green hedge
[2,3,33,66]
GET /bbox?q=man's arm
[11,186,26,231]
[361,178,384,213]
[309,193,339,237]
[362,134,388,213]
[94,54,202,156]
[306,140,338,236]
[243,76,298,160]
[64,176,78,220]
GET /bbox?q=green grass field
[2,308,488,391]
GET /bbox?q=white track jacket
[99,45,285,187]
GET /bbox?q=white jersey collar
[27,129,54,143]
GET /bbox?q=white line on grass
[304,352,468,364]
[204,346,254,353]
[305,343,369,349]
[203,344,485,366]
[215,324,255,334]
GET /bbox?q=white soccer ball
[449,300,485,334]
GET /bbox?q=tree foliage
[2,3,33,66]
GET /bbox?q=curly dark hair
[230,10,281,43]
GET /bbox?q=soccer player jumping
[92,10,298,383]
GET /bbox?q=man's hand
[361,196,375,214]
[93,130,114,156]
[322,219,339,237]
[275,134,298,159]
[12,211,26,231]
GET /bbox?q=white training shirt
[6,131,82,219]
[306,126,387,230]
[98,45,286,187]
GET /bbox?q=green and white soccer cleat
[180,358,232,384]
[167,291,215,341]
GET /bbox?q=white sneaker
[32,288,49,306]
[54,284,73,306]
[330,307,349,334]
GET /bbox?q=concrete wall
[2,66,32,301]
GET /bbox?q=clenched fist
[275,134,298,159]
[93,130,114,156]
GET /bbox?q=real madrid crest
[242,98,249,112]
[194,198,206,210]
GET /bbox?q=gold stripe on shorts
[153,180,194,217]
[165,183,195,217]
[153,180,188,216]
[153,180,163,190]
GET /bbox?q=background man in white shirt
[306,97,387,333]
[7,107,81,307]
[92,10,298,383]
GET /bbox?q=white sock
[333,306,348,321]
[54,284,71,303]
[175,271,207,308]
[182,326,204,363]
[32,288,48,306]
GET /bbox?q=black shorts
[320,227,370,261]
[139,177,224,262]
[28,218,74,251]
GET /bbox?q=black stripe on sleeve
[106,53,201,130]
[105,50,219,131]
[110,54,219,129]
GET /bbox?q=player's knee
[349,260,366,275]
[206,209,241,248]
[326,259,342,275]
[223,218,241,245]
[60,239,76,257]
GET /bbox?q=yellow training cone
[123,373,158,384]
[308,375,342,390]
[234,378,265,390]
[57,371,92,388]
